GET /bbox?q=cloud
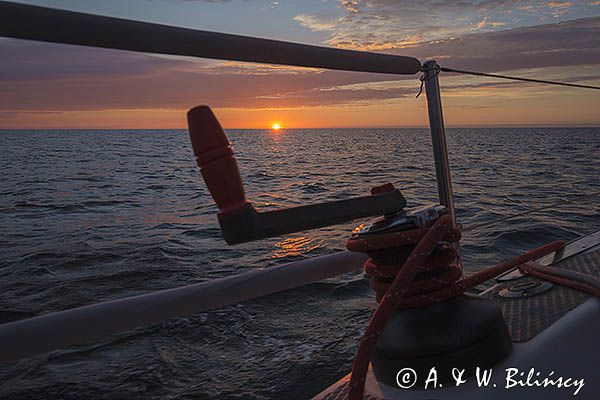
[546,1,573,8]
[293,14,338,32]
[0,38,201,81]
[295,0,596,50]
[340,0,360,13]
[0,39,402,111]
[476,16,492,29]
[409,16,600,72]
[0,16,598,114]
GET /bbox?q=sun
[271,123,281,130]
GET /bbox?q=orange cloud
[547,1,574,8]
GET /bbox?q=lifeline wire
[440,67,600,90]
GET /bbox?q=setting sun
[271,123,281,130]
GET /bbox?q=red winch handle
[188,105,407,245]
[188,105,250,215]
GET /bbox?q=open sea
[0,127,598,399]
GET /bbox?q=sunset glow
[0,1,599,129]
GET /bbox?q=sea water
[0,127,598,399]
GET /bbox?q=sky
[1,0,599,129]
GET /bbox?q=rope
[464,190,600,233]
[347,217,462,307]
[415,63,441,98]
[440,67,600,90]
[520,262,600,299]
[345,212,565,400]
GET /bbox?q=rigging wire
[440,67,600,91]
[463,190,600,233]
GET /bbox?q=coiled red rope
[520,263,600,300]
[345,213,565,400]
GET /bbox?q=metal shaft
[0,251,366,364]
[0,1,421,75]
[423,60,457,226]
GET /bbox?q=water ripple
[0,127,598,399]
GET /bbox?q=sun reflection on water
[272,236,323,259]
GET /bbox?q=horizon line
[1,124,600,131]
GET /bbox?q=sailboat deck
[315,230,600,400]
[483,230,600,341]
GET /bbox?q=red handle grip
[187,105,249,215]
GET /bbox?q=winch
[347,205,512,389]
[351,204,447,238]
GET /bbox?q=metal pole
[423,60,457,226]
[0,250,366,364]
[0,1,421,76]
[423,60,462,266]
